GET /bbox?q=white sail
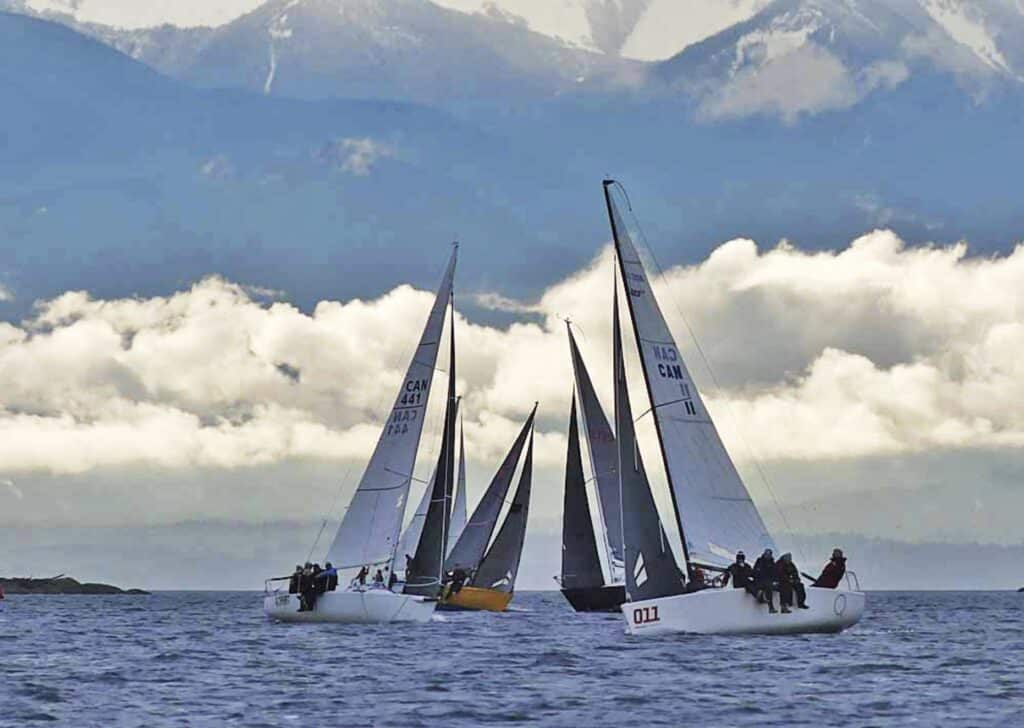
[325,249,457,570]
[448,418,468,556]
[395,468,435,573]
[605,184,775,566]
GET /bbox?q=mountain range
[3,2,1024,317]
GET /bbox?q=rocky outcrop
[0,576,149,595]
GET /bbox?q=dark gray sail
[560,395,604,590]
[472,426,535,593]
[404,305,458,598]
[445,406,537,574]
[567,325,624,571]
[613,289,685,602]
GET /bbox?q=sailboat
[557,326,626,612]
[263,247,458,624]
[602,180,866,636]
[440,407,537,612]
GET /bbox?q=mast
[604,180,693,579]
[403,288,458,597]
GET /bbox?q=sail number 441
[632,605,660,625]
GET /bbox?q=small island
[0,575,149,595]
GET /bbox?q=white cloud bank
[2,229,1024,483]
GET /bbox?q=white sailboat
[602,181,865,636]
[263,247,458,624]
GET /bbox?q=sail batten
[325,248,457,570]
[604,182,776,567]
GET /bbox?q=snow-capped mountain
[655,0,1024,121]
[71,0,640,102]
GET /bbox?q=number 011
[633,606,660,624]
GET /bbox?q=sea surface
[2,591,1022,727]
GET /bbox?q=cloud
[0,284,11,302]
[698,43,908,123]
[3,230,1024,540]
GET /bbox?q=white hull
[622,586,865,636]
[263,588,436,624]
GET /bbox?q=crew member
[288,564,302,595]
[721,551,754,592]
[752,549,777,613]
[775,553,808,612]
[813,549,847,589]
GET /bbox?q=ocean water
[2,591,1022,727]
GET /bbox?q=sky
[3,228,1024,589]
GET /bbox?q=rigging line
[615,187,807,564]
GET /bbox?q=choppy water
[2,591,1022,726]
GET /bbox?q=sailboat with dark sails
[440,406,537,612]
[263,247,458,624]
[601,180,865,635]
[557,326,628,612]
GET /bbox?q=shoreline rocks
[0,576,149,595]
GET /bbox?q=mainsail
[560,395,604,590]
[604,181,776,566]
[472,426,534,593]
[405,305,458,598]
[567,325,624,575]
[613,290,685,601]
[326,248,457,570]
[447,416,468,556]
[445,407,536,575]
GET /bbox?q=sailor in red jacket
[813,549,847,589]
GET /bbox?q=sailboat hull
[438,586,514,612]
[263,588,436,624]
[622,586,865,636]
[561,585,626,613]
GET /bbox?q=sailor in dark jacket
[775,553,808,612]
[813,549,847,589]
[288,564,302,595]
[752,549,777,613]
[721,551,754,592]
[320,562,339,592]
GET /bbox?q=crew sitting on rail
[752,549,777,613]
[319,562,338,592]
[813,549,847,589]
[372,568,385,588]
[775,553,809,612]
[721,551,754,593]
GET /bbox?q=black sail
[445,407,537,575]
[613,289,685,602]
[472,425,535,593]
[560,394,605,590]
[404,303,458,598]
[567,326,624,572]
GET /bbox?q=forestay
[326,249,457,569]
[560,395,605,590]
[613,292,685,601]
[605,183,776,566]
[472,428,534,593]
[568,327,624,573]
[445,407,536,574]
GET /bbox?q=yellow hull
[441,586,514,612]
